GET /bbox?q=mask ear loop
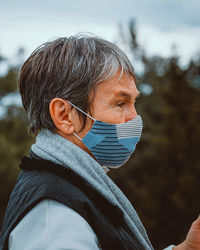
[67,101,96,121]
[73,132,82,141]
[67,101,96,141]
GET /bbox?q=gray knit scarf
[31,129,154,250]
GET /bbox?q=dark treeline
[0,21,200,249]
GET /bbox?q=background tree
[0,52,34,224]
[110,20,200,249]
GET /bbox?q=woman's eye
[116,102,124,107]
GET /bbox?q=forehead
[94,71,138,99]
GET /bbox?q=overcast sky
[0,0,200,67]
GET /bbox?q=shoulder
[9,199,100,250]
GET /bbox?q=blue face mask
[68,101,143,170]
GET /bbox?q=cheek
[103,107,124,124]
[92,104,121,124]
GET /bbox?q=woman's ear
[49,98,74,135]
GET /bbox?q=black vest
[0,157,152,250]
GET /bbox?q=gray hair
[18,34,135,134]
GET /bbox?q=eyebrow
[116,91,141,99]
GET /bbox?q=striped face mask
[68,101,143,169]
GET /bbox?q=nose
[124,104,137,122]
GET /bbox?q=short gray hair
[18,34,135,134]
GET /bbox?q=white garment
[8,198,174,250]
[163,246,175,250]
[9,199,100,250]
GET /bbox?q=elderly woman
[0,35,199,250]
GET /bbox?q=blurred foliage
[110,20,200,249]
[0,21,200,249]
[0,56,34,225]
